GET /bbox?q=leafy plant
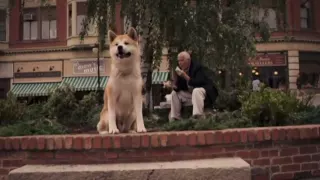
[0,93,26,125]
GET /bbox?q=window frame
[0,8,7,42]
[300,0,313,30]
[21,6,57,41]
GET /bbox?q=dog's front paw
[137,124,147,133]
[109,127,120,134]
[99,131,109,135]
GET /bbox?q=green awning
[11,82,60,97]
[60,76,108,91]
[152,71,169,84]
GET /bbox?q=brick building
[0,0,320,101]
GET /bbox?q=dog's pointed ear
[108,30,117,43]
[127,27,138,41]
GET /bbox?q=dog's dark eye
[115,43,118,46]
[124,42,129,45]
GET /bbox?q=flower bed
[1,125,320,180]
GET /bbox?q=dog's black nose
[118,45,123,52]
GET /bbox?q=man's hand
[180,71,190,81]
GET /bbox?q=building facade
[0,0,319,101]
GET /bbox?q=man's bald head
[177,51,191,70]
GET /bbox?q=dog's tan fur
[97,27,147,134]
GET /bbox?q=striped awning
[10,82,60,97]
[60,76,109,91]
[152,71,169,84]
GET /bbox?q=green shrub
[43,85,78,126]
[239,88,313,126]
[71,92,101,128]
[0,93,26,125]
[0,118,67,137]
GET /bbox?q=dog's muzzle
[116,45,131,59]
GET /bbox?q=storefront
[299,52,320,91]
[248,52,288,89]
[10,60,63,99]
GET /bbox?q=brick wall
[1,125,320,180]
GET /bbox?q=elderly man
[167,51,218,120]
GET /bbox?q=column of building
[288,50,299,90]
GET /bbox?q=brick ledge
[0,125,319,151]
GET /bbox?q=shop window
[22,6,57,40]
[300,0,312,29]
[0,9,6,41]
[258,0,279,30]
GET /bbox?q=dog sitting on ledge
[97,27,147,134]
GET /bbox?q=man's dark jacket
[174,60,218,108]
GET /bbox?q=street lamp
[92,43,101,92]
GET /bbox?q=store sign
[73,60,105,74]
[248,54,286,67]
[14,71,62,78]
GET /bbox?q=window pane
[68,4,72,37]
[23,22,30,40]
[77,2,87,16]
[0,22,5,41]
[31,21,38,40]
[301,19,308,28]
[259,8,277,30]
[77,15,85,35]
[42,20,49,39]
[300,8,308,18]
[50,20,57,39]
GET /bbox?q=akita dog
[97,27,147,134]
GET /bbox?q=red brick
[141,135,150,148]
[280,148,299,156]
[310,127,319,138]
[167,133,178,146]
[300,127,310,139]
[159,134,168,147]
[113,136,121,149]
[240,130,248,143]
[312,170,320,176]
[197,133,206,145]
[253,158,270,166]
[312,153,320,161]
[83,137,92,150]
[281,164,300,172]
[20,137,28,150]
[236,151,251,159]
[261,150,269,157]
[120,135,132,148]
[46,138,55,150]
[252,175,269,180]
[102,136,112,149]
[271,129,279,141]
[269,150,279,157]
[201,146,224,155]
[151,135,159,147]
[300,146,317,154]
[54,137,63,150]
[293,155,311,163]
[263,129,271,140]
[177,134,187,146]
[64,136,73,149]
[29,152,54,159]
[0,138,4,150]
[272,172,293,180]
[301,162,318,171]
[11,138,20,150]
[0,168,10,175]
[105,151,118,159]
[256,130,264,141]
[272,157,292,165]
[37,137,46,150]
[204,132,214,145]
[271,166,280,173]
[188,133,197,146]
[2,160,24,167]
[92,136,102,149]
[214,131,223,144]
[131,135,141,148]
[231,131,240,143]
[223,131,232,143]
[248,131,256,142]
[73,137,83,150]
